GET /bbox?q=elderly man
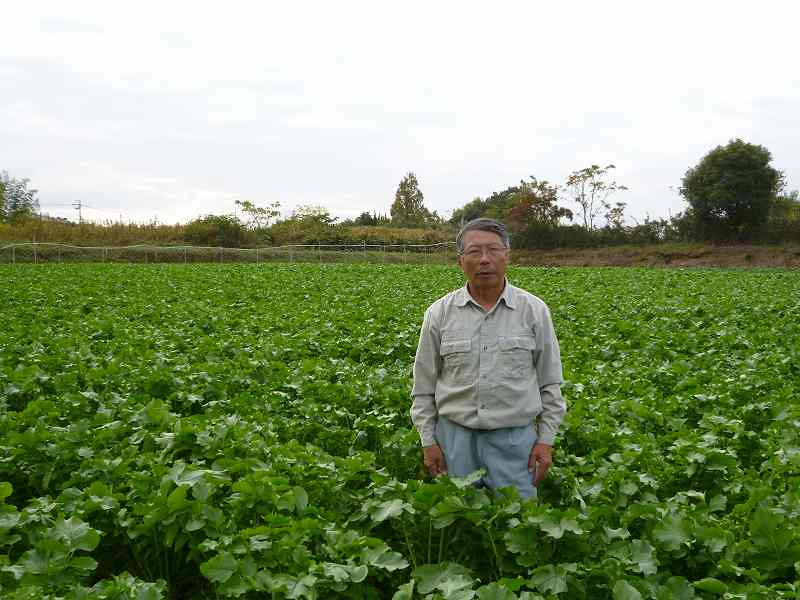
[410,218,566,499]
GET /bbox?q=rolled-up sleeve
[411,308,440,446]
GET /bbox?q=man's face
[458,229,510,289]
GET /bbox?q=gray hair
[456,218,510,255]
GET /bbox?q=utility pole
[73,200,82,224]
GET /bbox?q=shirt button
[483,345,488,351]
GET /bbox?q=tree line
[3,139,799,248]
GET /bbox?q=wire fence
[0,241,458,265]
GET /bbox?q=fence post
[219,247,223,263]
[363,241,366,261]
[403,245,407,263]
[382,245,386,263]
[318,243,321,263]
[184,247,188,264]
[256,248,260,264]
[103,247,108,262]
[11,246,14,264]
[33,241,37,264]
[290,246,294,263]
[58,246,61,263]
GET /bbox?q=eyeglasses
[460,245,508,259]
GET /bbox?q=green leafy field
[1,264,799,599]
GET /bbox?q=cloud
[2,1,799,227]
[34,162,238,224]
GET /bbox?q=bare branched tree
[565,164,628,229]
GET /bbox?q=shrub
[183,215,250,247]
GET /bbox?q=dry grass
[0,220,186,245]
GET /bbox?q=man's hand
[528,442,553,487]
[423,444,448,477]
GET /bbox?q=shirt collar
[456,279,517,310]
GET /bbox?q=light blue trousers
[434,416,538,499]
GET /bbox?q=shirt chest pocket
[498,335,535,379]
[440,339,472,383]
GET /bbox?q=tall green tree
[0,170,40,223]
[390,172,433,227]
[680,139,784,241]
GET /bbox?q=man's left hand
[528,442,553,487]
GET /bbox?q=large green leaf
[529,563,575,595]
[652,514,690,551]
[414,562,475,595]
[200,552,238,583]
[476,582,517,600]
[613,581,642,600]
[629,540,657,575]
[693,578,727,594]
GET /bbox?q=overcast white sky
[2,1,799,225]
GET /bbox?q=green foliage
[349,211,391,227]
[269,205,338,244]
[770,190,800,224]
[506,178,572,229]
[449,177,572,231]
[183,214,250,247]
[449,189,519,226]
[1,264,799,598]
[680,139,785,241]
[235,199,281,230]
[391,172,437,228]
[0,171,40,224]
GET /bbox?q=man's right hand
[423,444,448,477]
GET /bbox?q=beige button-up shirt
[411,280,566,447]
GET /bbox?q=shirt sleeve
[536,383,566,445]
[535,304,566,445]
[535,304,564,388]
[410,307,441,447]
